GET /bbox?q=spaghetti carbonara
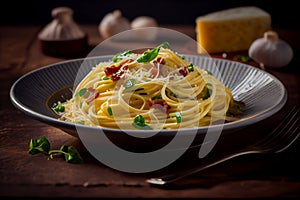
[55,42,243,130]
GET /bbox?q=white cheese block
[196,6,272,53]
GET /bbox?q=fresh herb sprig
[29,137,83,164]
[137,42,170,63]
[52,102,65,112]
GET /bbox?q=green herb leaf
[137,47,160,63]
[112,52,121,62]
[102,77,110,80]
[200,85,212,100]
[112,51,132,62]
[107,106,113,116]
[52,102,65,112]
[29,137,50,155]
[132,115,152,130]
[175,112,182,123]
[29,136,83,164]
[59,145,84,164]
[124,79,136,89]
[75,88,87,97]
[137,42,170,63]
[134,114,145,124]
[187,64,194,72]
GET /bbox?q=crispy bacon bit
[105,65,119,76]
[147,98,169,114]
[153,57,165,67]
[178,66,188,77]
[85,87,99,104]
[156,57,165,65]
[105,60,130,76]
[104,59,131,81]
[111,65,128,81]
[151,58,166,78]
[146,99,153,107]
[150,68,158,78]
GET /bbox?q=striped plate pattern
[187,55,287,119]
[10,55,287,136]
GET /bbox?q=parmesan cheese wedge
[196,6,272,53]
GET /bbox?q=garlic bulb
[131,16,158,41]
[99,10,131,39]
[37,7,88,56]
[248,31,293,68]
[38,7,85,40]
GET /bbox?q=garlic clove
[248,31,293,68]
[131,16,158,29]
[99,10,131,39]
[131,16,158,41]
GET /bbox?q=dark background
[0,0,298,29]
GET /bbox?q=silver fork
[147,106,299,185]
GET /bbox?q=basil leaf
[29,136,83,164]
[60,145,84,164]
[137,42,170,63]
[29,137,50,155]
[75,88,87,97]
[137,47,160,63]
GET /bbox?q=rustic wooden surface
[0,25,299,199]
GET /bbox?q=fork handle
[146,150,258,185]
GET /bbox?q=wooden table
[1,25,299,198]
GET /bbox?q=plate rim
[9,55,288,137]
